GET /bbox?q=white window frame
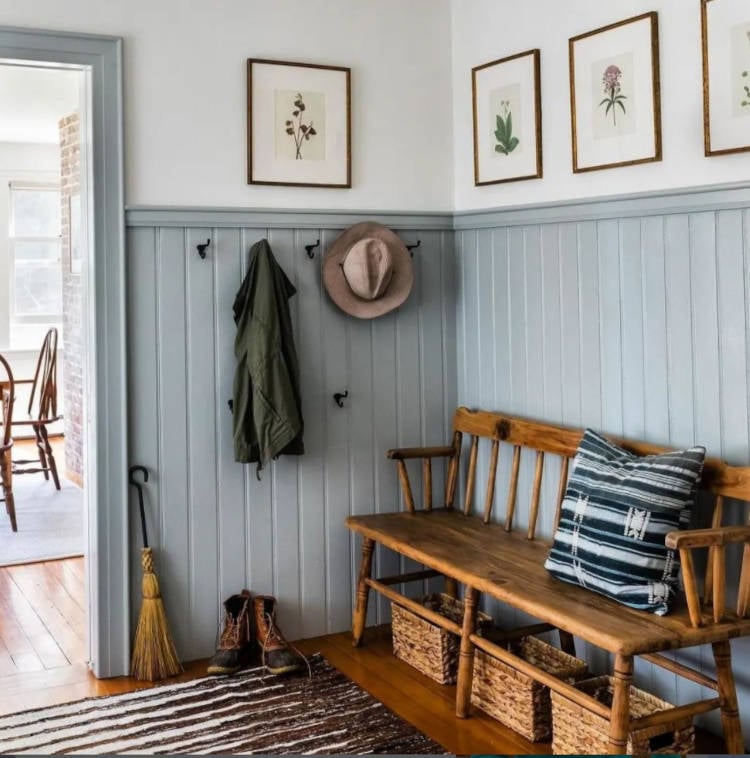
[8,181,62,325]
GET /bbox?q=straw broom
[129,466,183,681]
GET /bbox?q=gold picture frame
[472,49,542,186]
[702,0,750,156]
[247,58,351,188]
[569,12,662,173]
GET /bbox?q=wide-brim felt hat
[322,222,413,319]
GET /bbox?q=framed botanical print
[247,58,351,187]
[702,0,750,156]
[472,49,542,185]
[569,12,662,173]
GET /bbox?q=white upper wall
[0,0,454,211]
[452,0,750,211]
[5,1,750,213]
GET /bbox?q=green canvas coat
[232,239,304,469]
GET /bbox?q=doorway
[0,62,89,675]
[0,28,126,679]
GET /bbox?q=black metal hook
[128,465,150,549]
[406,240,421,257]
[197,239,211,260]
[305,239,320,259]
[333,390,348,408]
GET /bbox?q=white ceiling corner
[0,65,81,144]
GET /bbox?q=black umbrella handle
[128,465,150,549]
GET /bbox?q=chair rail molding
[126,206,454,230]
[453,180,750,229]
[0,26,127,678]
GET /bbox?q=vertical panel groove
[182,226,194,657]
[154,226,164,551]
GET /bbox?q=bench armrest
[386,445,455,460]
[387,445,458,513]
[667,525,750,626]
[666,525,750,549]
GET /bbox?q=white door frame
[0,27,128,677]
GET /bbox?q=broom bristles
[131,549,183,681]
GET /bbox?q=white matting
[0,474,83,566]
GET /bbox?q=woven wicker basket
[551,675,695,756]
[470,636,588,742]
[391,593,492,684]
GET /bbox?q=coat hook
[333,390,348,408]
[305,239,321,259]
[406,239,421,257]
[197,239,211,260]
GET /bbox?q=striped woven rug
[0,654,444,755]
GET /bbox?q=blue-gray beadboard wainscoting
[126,183,750,746]
[125,208,456,662]
[453,182,750,743]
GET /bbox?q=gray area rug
[0,475,83,566]
[0,654,445,755]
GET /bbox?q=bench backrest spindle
[397,459,415,513]
[444,431,463,509]
[704,495,725,604]
[527,450,545,540]
[482,439,500,524]
[463,435,479,516]
[504,445,521,532]
[423,458,432,512]
[554,457,570,532]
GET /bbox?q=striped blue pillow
[544,429,705,615]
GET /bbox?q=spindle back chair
[0,353,17,531]
[11,328,62,490]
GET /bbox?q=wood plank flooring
[0,557,728,753]
[0,559,86,676]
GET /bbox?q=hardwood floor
[0,557,728,752]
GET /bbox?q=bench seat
[347,508,750,656]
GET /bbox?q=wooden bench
[346,408,750,754]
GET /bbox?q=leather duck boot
[207,590,254,675]
[254,595,306,675]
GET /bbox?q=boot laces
[216,606,250,648]
[261,612,312,679]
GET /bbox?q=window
[9,184,62,324]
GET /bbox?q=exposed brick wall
[59,113,83,480]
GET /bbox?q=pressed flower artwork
[248,58,351,187]
[274,90,326,161]
[490,85,522,156]
[570,12,660,172]
[472,49,541,185]
[703,0,750,155]
[591,53,636,138]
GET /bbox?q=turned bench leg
[713,639,744,753]
[608,653,633,754]
[456,586,479,718]
[444,577,458,599]
[352,538,374,647]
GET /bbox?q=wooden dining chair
[11,328,62,490]
[0,353,17,531]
